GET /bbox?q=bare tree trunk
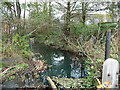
[81,2,87,25]
[16,0,21,19]
[5,2,14,43]
[43,2,48,13]
[48,2,52,19]
[48,1,52,25]
[23,0,26,19]
[23,0,26,32]
[16,0,21,34]
[64,1,71,36]
[13,3,17,17]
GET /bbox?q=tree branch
[0,66,16,75]
[55,2,67,9]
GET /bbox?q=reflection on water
[52,54,64,65]
[2,41,87,88]
[32,42,87,79]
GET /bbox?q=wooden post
[102,58,119,88]
[105,30,111,60]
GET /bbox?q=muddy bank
[1,54,50,88]
[48,44,87,58]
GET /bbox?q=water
[2,40,87,88]
[32,41,87,80]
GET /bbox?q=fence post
[105,30,111,60]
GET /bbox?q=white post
[102,58,119,88]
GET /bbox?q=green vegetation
[0,63,29,81]
[2,33,32,59]
[52,77,95,88]
[0,1,119,89]
[12,34,32,58]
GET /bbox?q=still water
[32,41,87,79]
[2,40,87,88]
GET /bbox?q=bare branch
[71,0,78,12]
[55,2,67,9]
[0,66,16,75]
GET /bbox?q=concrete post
[102,58,119,88]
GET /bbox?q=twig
[55,2,66,9]
[47,77,57,90]
[27,29,37,36]
[95,78,101,85]
[0,66,16,75]
[111,24,118,38]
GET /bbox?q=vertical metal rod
[105,30,111,60]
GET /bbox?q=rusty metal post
[105,30,111,60]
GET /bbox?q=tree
[22,0,26,30]
[1,1,22,34]
[56,1,78,36]
[16,0,21,19]
[26,1,54,35]
[81,2,88,25]
[64,1,71,36]
[106,2,118,22]
[48,2,52,23]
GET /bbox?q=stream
[2,40,87,89]
[31,41,88,85]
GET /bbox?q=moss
[52,77,90,88]
[16,63,29,69]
